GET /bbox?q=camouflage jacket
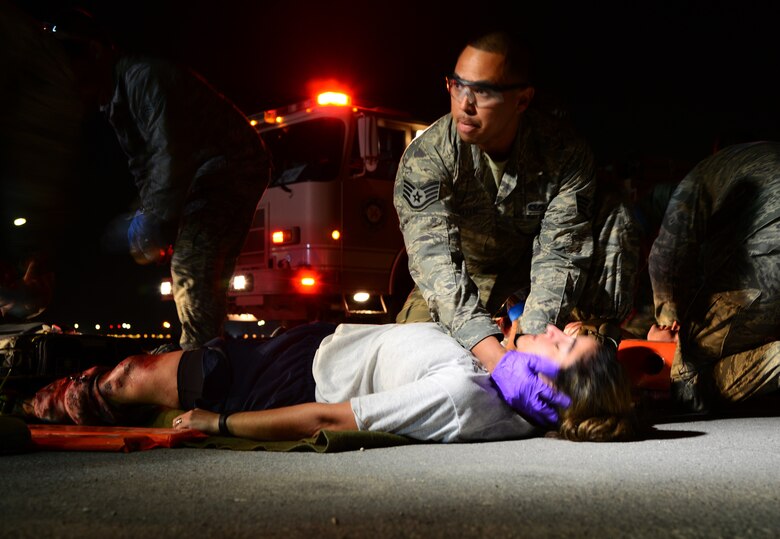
[394,108,596,349]
[649,141,780,327]
[102,56,269,223]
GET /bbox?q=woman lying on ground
[24,321,637,443]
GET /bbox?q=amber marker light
[271,228,300,245]
[331,229,341,240]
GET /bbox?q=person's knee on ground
[713,340,780,403]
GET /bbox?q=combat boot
[669,346,714,415]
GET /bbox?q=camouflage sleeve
[520,140,596,334]
[393,119,500,350]
[124,62,196,223]
[648,154,722,326]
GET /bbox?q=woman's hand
[172,408,219,434]
[647,322,680,343]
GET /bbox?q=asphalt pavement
[2,410,779,538]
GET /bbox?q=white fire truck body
[225,92,428,322]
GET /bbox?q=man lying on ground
[22,321,637,443]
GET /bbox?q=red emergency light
[294,269,320,294]
[316,91,351,106]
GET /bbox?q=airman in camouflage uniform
[394,31,638,370]
[649,141,780,411]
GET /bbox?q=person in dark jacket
[47,8,271,349]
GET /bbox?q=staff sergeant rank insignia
[402,179,440,211]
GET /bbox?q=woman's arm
[173,402,358,440]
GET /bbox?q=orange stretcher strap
[27,424,209,452]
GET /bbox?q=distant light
[13,218,26,227]
[257,320,266,326]
[228,313,257,321]
[74,323,79,329]
[162,321,171,329]
[249,119,258,126]
[331,230,341,240]
[95,324,101,330]
[353,292,370,302]
[300,277,316,287]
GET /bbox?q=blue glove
[127,210,172,265]
[491,350,572,426]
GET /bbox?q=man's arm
[648,172,706,326]
[471,335,506,372]
[122,61,200,223]
[174,402,357,440]
[520,140,596,334]
[394,119,501,351]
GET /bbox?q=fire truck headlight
[231,274,253,292]
[160,280,172,296]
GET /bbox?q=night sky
[5,0,780,332]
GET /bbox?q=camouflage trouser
[172,196,258,350]
[712,341,780,401]
[672,288,780,405]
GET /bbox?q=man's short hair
[466,31,532,84]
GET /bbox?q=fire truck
[184,90,429,325]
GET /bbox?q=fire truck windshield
[261,117,345,186]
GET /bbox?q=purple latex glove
[491,350,572,426]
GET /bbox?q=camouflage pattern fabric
[172,189,260,350]
[395,108,637,349]
[571,184,640,324]
[103,56,270,350]
[649,141,780,403]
